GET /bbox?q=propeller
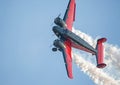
[50,23,54,26]
[50,13,61,26]
[58,13,61,18]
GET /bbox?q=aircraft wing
[63,0,76,31]
[61,0,76,79]
[62,40,73,79]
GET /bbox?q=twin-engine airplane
[52,0,107,79]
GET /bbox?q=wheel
[52,48,57,52]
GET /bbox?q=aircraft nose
[52,26,62,35]
[52,26,58,33]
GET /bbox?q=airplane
[52,0,107,79]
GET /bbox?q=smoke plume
[73,53,119,85]
[72,28,120,85]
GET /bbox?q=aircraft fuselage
[52,25,97,55]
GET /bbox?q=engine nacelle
[54,17,67,28]
[53,39,65,50]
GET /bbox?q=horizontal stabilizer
[96,38,107,68]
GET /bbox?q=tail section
[96,38,107,68]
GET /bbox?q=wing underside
[61,0,75,79]
[63,0,76,31]
[62,40,73,79]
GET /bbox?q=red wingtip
[68,72,73,79]
[69,76,73,79]
[97,63,106,68]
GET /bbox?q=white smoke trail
[73,53,119,85]
[105,44,120,71]
[72,28,120,85]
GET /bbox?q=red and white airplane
[52,0,107,79]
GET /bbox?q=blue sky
[0,0,120,85]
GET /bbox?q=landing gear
[52,48,57,52]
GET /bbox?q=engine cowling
[53,39,65,50]
[54,17,67,28]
